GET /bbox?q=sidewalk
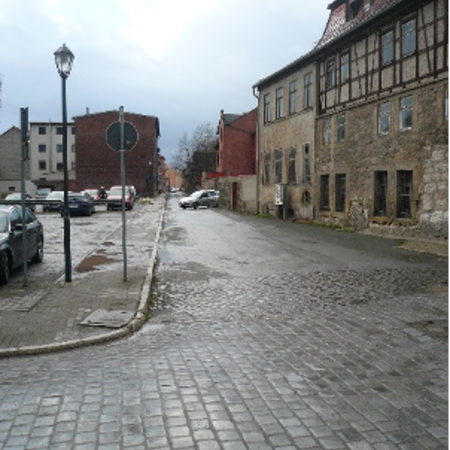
[0,195,166,358]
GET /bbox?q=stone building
[74,110,160,197]
[314,0,448,237]
[253,0,448,237]
[254,60,316,220]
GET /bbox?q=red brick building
[74,110,160,197]
[216,108,257,175]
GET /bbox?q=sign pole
[119,106,127,282]
[20,107,29,286]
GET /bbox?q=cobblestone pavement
[0,196,446,449]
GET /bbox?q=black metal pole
[61,75,72,282]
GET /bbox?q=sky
[0,0,331,164]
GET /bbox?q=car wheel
[193,202,198,210]
[0,251,10,285]
[32,237,44,263]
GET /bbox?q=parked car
[179,190,219,209]
[43,191,65,212]
[4,193,35,212]
[107,186,135,210]
[35,188,51,201]
[61,192,95,217]
[82,189,101,200]
[0,205,44,285]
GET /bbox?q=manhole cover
[81,309,134,328]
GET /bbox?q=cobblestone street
[0,196,447,449]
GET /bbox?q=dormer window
[346,0,362,21]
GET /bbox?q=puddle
[76,254,120,273]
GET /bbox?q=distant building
[216,109,257,175]
[74,110,160,197]
[28,121,76,190]
[166,165,182,190]
[0,126,35,196]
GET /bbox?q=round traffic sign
[106,121,139,152]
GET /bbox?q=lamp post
[54,43,74,283]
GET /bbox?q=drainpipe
[252,86,260,214]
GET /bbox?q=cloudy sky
[0,0,331,164]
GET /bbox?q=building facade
[254,61,316,220]
[216,109,257,175]
[253,0,447,237]
[29,121,76,190]
[74,110,160,197]
[314,0,448,237]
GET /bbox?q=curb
[0,197,166,358]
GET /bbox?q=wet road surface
[0,195,447,449]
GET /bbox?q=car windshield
[5,193,22,200]
[47,192,64,199]
[0,212,8,233]
[69,194,85,200]
[110,188,129,196]
[190,192,202,198]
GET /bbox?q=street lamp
[54,43,74,283]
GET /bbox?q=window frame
[337,114,346,142]
[263,93,271,124]
[374,171,388,216]
[275,87,284,120]
[397,170,413,218]
[325,59,336,90]
[289,80,297,115]
[402,18,416,57]
[38,126,47,135]
[399,96,413,131]
[335,173,346,212]
[320,174,330,211]
[340,52,350,83]
[263,152,271,185]
[304,72,313,109]
[378,102,391,135]
[381,29,394,66]
[287,147,297,184]
[274,149,283,184]
[323,118,332,145]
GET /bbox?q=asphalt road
[0,195,446,450]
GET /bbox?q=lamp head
[54,43,74,78]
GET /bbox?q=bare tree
[171,132,191,170]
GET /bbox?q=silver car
[179,190,219,209]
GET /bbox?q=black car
[61,192,95,217]
[0,206,44,285]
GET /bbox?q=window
[56,163,64,172]
[397,170,413,218]
[71,144,76,153]
[38,126,46,135]
[276,88,284,119]
[263,152,271,185]
[289,80,297,115]
[326,59,336,89]
[274,150,283,183]
[39,160,47,171]
[57,144,63,153]
[400,96,413,131]
[56,127,63,135]
[337,114,346,141]
[335,174,346,212]
[288,148,296,184]
[320,175,330,211]
[38,144,47,153]
[402,19,416,56]
[374,171,388,216]
[323,118,332,144]
[381,30,394,65]
[378,103,390,135]
[71,127,76,135]
[264,94,271,123]
[303,145,311,185]
[304,72,313,109]
[341,52,350,83]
